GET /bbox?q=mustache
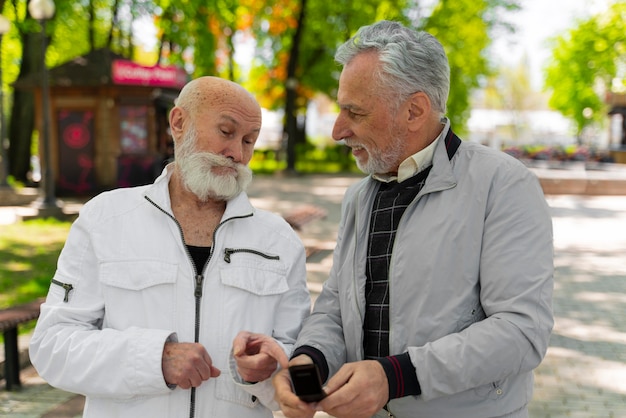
[196,152,241,171]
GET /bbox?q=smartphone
[288,364,327,402]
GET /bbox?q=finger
[210,365,221,378]
[289,354,313,366]
[260,340,289,369]
[232,331,252,356]
[322,367,351,395]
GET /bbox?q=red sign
[112,59,188,88]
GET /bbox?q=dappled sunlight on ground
[529,195,626,417]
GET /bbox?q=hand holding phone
[288,364,326,402]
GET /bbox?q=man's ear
[406,92,432,132]
[169,107,185,138]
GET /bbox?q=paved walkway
[2,173,626,417]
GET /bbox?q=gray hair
[335,20,450,115]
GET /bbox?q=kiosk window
[120,105,148,153]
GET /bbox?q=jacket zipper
[51,279,74,303]
[145,196,253,418]
[223,248,280,263]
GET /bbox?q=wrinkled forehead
[187,87,261,126]
[337,51,384,107]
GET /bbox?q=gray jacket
[295,133,554,417]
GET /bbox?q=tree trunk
[107,0,122,48]
[89,0,96,50]
[8,31,41,183]
[227,30,235,81]
[283,0,307,173]
[8,91,35,183]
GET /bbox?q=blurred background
[0,0,625,198]
[1,3,626,415]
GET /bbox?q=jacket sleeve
[410,160,554,400]
[227,348,283,410]
[28,202,174,398]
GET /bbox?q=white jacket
[29,167,311,418]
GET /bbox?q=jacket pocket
[455,298,486,332]
[219,253,288,296]
[99,260,178,329]
[474,379,505,400]
[217,256,289,346]
[215,376,258,409]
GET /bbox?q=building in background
[14,48,187,196]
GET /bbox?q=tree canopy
[544,1,626,140]
[1,0,522,182]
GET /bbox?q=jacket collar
[143,164,255,220]
[419,128,460,195]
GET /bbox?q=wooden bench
[0,298,44,391]
[283,205,327,231]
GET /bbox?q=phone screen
[288,364,326,402]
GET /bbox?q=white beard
[175,127,253,201]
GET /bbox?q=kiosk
[15,48,187,195]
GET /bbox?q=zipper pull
[51,279,74,303]
[224,249,233,263]
[194,274,204,298]
[61,283,73,303]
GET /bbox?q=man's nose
[332,113,351,142]
[223,141,243,163]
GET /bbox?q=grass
[0,218,71,341]
[0,218,71,309]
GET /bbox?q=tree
[247,0,520,170]
[3,0,523,181]
[153,0,265,79]
[250,0,409,171]
[424,0,520,136]
[545,2,626,142]
[146,0,522,172]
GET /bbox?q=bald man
[29,77,311,418]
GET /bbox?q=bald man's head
[174,76,259,118]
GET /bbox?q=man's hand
[232,331,289,383]
[318,360,389,418]
[162,342,221,389]
[272,355,317,418]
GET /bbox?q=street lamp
[0,14,10,189]
[29,0,59,212]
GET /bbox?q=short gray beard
[175,126,253,201]
[347,131,405,175]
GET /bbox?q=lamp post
[0,15,10,189]
[29,0,59,212]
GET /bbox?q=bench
[283,205,327,231]
[0,298,44,391]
